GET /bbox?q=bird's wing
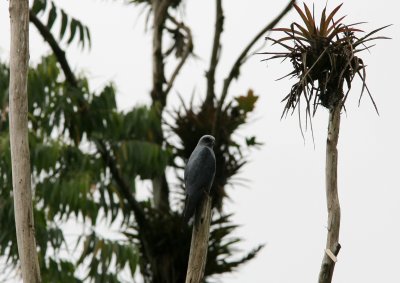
[184,146,216,196]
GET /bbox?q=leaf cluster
[124,205,192,283]
[263,2,390,119]
[205,214,264,278]
[31,0,91,48]
[0,57,166,282]
[77,232,138,282]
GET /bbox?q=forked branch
[164,14,193,97]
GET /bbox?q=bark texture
[9,0,41,282]
[185,194,213,283]
[318,104,342,283]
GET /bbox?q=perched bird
[183,135,216,222]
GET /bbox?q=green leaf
[59,9,68,40]
[245,136,263,147]
[85,26,92,48]
[47,2,57,29]
[78,22,85,48]
[31,0,47,15]
[67,19,78,44]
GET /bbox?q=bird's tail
[183,197,196,223]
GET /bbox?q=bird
[183,135,216,222]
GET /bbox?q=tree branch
[96,140,147,229]
[217,0,295,109]
[29,11,148,229]
[205,0,224,106]
[95,140,158,280]
[29,12,78,87]
[164,14,193,97]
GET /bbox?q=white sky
[1,0,400,282]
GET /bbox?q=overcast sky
[1,0,400,282]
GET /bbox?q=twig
[164,14,193,97]
[218,0,295,110]
[205,0,224,106]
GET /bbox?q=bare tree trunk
[151,0,167,107]
[318,104,342,283]
[150,0,170,212]
[8,1,41,282]
[185,194,212,283]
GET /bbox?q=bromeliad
[262,2,390,118]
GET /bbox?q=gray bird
[183,135,216,222]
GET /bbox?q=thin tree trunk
[9,0,41,282]
[151,0,167,107]
[318,104,342,283]
[151,0,170,212]
[185,194,213,283]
